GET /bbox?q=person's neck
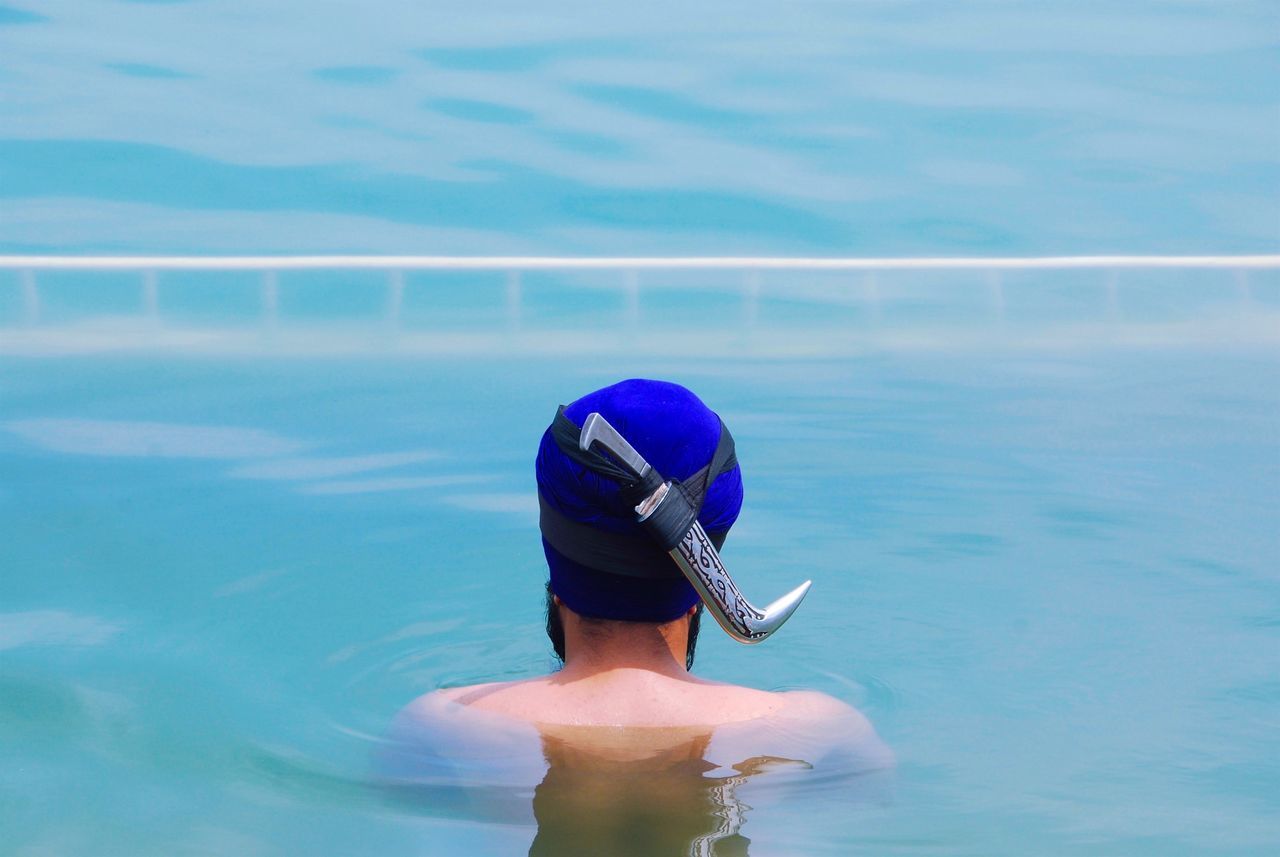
[558,610,691,681]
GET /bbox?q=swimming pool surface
[2,1,1279,855]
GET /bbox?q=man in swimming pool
[387,379,891,854]
[401,378,887,736]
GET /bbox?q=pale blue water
[2,2,1280,855]
[1,0,1278,255]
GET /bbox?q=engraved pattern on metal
[574,410,809,643]
[673,525,765,640]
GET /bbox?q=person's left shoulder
[389,682,508,739]
[409,678,528,708]
[432,682,504,706]
[381,684,547,785]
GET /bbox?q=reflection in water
[530,726,804,857]
[378,696,892,856]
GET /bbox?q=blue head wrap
[536,379,743,622]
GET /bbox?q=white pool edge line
[2,254,1278,271]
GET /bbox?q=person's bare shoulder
[432,682,503,705]
[393,685,478,724]
[382,685,548,789]
[402,678,557,723]
[777,690,894,768]
[397,681,507,717]
[781,690,871,726]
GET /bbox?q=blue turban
[536,379,744,622]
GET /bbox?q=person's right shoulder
[781,690,871,727]
[779,690,894,769]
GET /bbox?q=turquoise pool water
[3,2,1280,855]
[3,339,1278,855]
[1,1,1277,256]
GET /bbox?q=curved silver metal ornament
[578,411,811,644]
[668,517,811,643]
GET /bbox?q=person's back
[387,379,891,854]
[413,604,870,730]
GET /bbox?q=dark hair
[545,582,702,671]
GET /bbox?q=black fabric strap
[539,494,728,579]
[674,419,737,512]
